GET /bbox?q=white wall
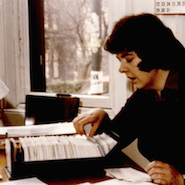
[109,0,155,115]
[0,0,30,109]
[0,0,30,126]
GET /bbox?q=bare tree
[44,0,108,92]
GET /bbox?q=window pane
[44,0,109,95]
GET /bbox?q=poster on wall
[155,0,185,14]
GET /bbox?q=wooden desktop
[0,150,9,182]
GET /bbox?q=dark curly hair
[104,13,185,72]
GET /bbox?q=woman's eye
[127,58,133,63]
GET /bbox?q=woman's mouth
[128,77,136,83]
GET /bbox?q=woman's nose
[119,61,128,73]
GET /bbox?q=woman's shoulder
[128,89,156,100]
[125,89,158,109]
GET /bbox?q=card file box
[5,131,121,180]
[3,94,128,180]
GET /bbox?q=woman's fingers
[73,108,107,137]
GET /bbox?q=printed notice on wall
[155,0,185,14]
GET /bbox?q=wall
[0,0,30,126]
[0,0,30,109]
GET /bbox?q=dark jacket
[102,69,185,173]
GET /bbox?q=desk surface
[0,150,9,182]
[0,150,144,185]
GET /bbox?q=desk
[0,150,144,184]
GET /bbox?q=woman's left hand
[145,160,184,185]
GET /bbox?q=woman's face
[116,51,160,90]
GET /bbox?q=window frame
[1,0,132,119]
[28,0,132,114]
[29,0,46,92]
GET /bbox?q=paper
[18,133,117,162]
[93,179,154,185]
[0,177,47,185]
[135,183,154,185]
[0,122,77,137]
[0,79,9,99]
[105,167,151,183]
[92,179,131,185]
[78,179,154,185]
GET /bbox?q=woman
[73,13,185,185]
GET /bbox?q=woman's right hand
[73,108,107,137]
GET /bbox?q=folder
[26,94,79,124]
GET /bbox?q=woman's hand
[145,160,184,185]
[73,108,107,137]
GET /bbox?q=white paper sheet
[0,177,47,185]
[91,179,131,185]
[0,122,76,137]
[78,168,154,185]
[105,167,151,183]
[89,177,154,185]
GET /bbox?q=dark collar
[164,69,179,90]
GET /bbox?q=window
[29,0,113,109]
[28,0,133,113]
[44,0,109,96]
[1,0,132,118]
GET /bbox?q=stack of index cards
[18,133,117,162]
